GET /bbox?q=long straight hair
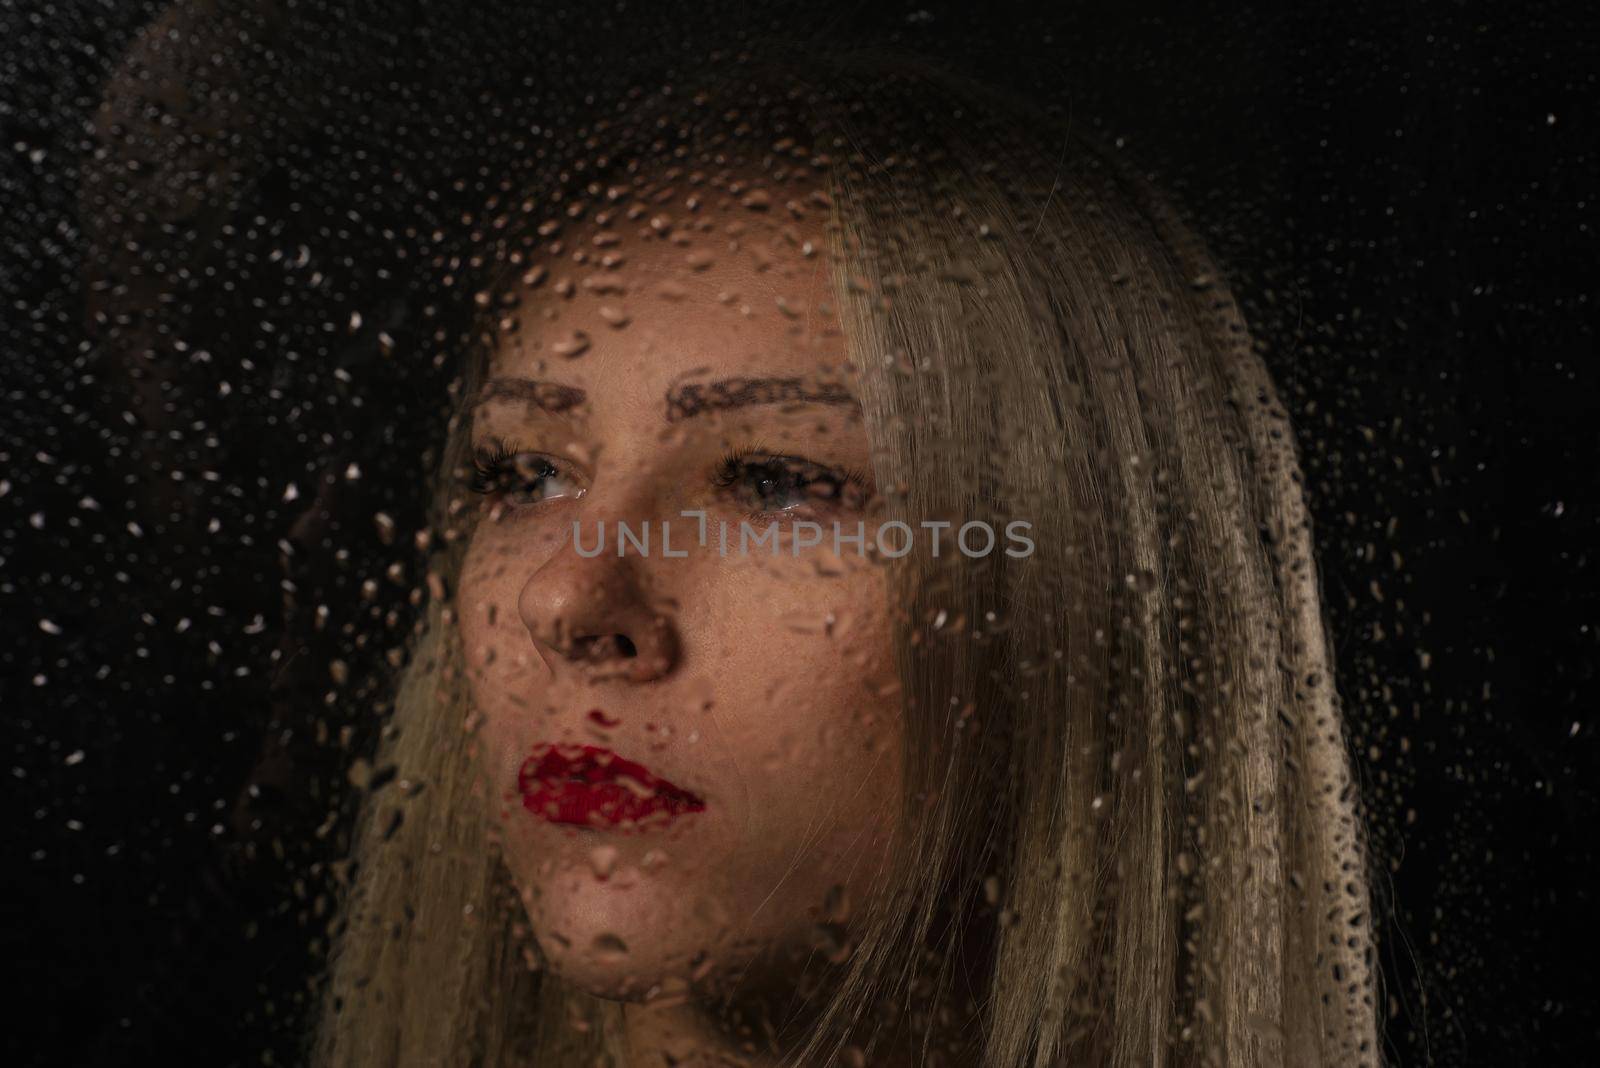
[311,43,1380,1068]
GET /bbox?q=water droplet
[822,883,850,922]
[591,932,629,962]
[1125,568,1158,594]
[552,330,591,358]
[782,610,834,635]
[588,845,618,880]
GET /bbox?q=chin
[519,857,757,1002]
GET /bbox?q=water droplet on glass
[588,846,618,880]
[552,330,591,358]
[591,933,628,962]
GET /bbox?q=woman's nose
[516,543,680,684]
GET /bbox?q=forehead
[487,191,852,396]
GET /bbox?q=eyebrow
[476,377,587,413]
[475,374,860,423]
[666,376,858,422]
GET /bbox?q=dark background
[3,0,1595,1064]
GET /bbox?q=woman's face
[455,182,904,1002]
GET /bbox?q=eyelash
[467,436,575,510]
[711,441,873,518]
[464,435,871,518]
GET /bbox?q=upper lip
[518,742,705,807]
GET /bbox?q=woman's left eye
[712,450,869,515]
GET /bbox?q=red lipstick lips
[518,742,706,829]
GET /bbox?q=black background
[3,1,1596,1064]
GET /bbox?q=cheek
[453,543,547,797]
[730,627,899,791]
[718,566,899,731]
[457,540,540,681]
[698,569,904,902]
[455,540,497,659]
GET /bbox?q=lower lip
[518,743,706,829]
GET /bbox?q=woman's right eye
[468,440,583,512]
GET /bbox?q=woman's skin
[455,176,909,1064]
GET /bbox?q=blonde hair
[311,44,1380,1068]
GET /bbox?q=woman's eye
[469,445,582,510]
[714,453,867,515]
[742,461,810,510]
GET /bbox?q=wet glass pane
[6,2,1594,1066]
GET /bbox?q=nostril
[568,634,638,661]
